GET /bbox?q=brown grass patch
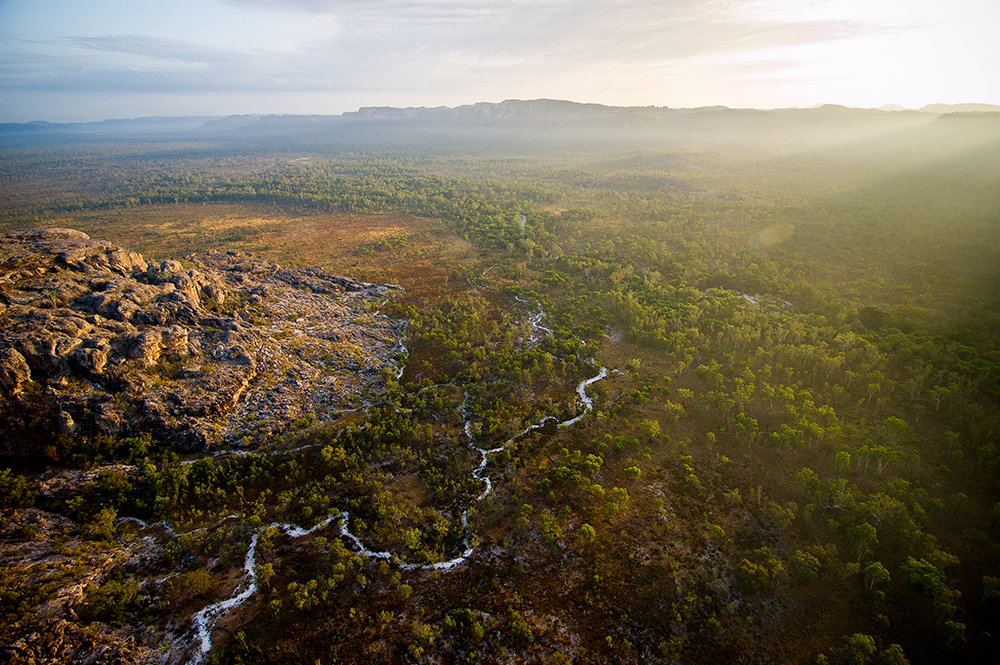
[8,202,483,295]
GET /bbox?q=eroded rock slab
[0,229,405,454]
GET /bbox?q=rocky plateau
[0,228,406,458]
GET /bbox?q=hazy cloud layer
[2,1,852,92]
[1,0,997,121]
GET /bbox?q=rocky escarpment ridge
[0,228,405,455]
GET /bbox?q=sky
[1,0,997,122]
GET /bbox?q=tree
[639,419,661,439]
[864,493,904,524]
[899,557,946,598]
[797,467,821,495]
[983,576,1000,601]
[0,469,36,508]
[737,547,784,593]
[842,633,876,665]
[835,451,851,477]
[878,644,911,665]
[862,562,890,592]
[943,620,966,645]
[870,446,898,475]
[791,549,822,581]
[79,578,140,624]
[84,507,118,541]
[508,609,533,643]
[849,523,878,561]
[607,486,629,510]
[258,563,275,589]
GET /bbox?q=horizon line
[4,99,1000,127]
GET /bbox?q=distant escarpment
[0,229,404,458]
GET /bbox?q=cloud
[2,34,301,93]
[0,0,903,107]
[69,35,227,65]
[222,0,516,18]
[293,0,850,79]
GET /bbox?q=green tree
[982,576,1000,601]
[791,549,822,581]
[84,507,118,541]
[849,523,878,561]
[878,644,911,665]
[835,451,851,477]
[899,557,946,598]
[78,578,140,625]
[862,562,890,593]
[0,469,36,508]
[843,633,876,665]
[508,609,533,643]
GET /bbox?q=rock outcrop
[0,229,405,455]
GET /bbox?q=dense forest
[1,104,999,664]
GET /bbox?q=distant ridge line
[9,98,1000,130]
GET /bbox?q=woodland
[1,103,999,664]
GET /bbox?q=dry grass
[8,202,481,293]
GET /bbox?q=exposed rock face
[0,506,163,664]
[0,229,405,454]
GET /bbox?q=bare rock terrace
[0,228,405,455]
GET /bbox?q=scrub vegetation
[1,105,999,663]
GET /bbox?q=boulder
[0,347,32,395]
[73,344,110,375]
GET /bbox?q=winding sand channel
[181,294,611,661]
[184,364,610,662]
